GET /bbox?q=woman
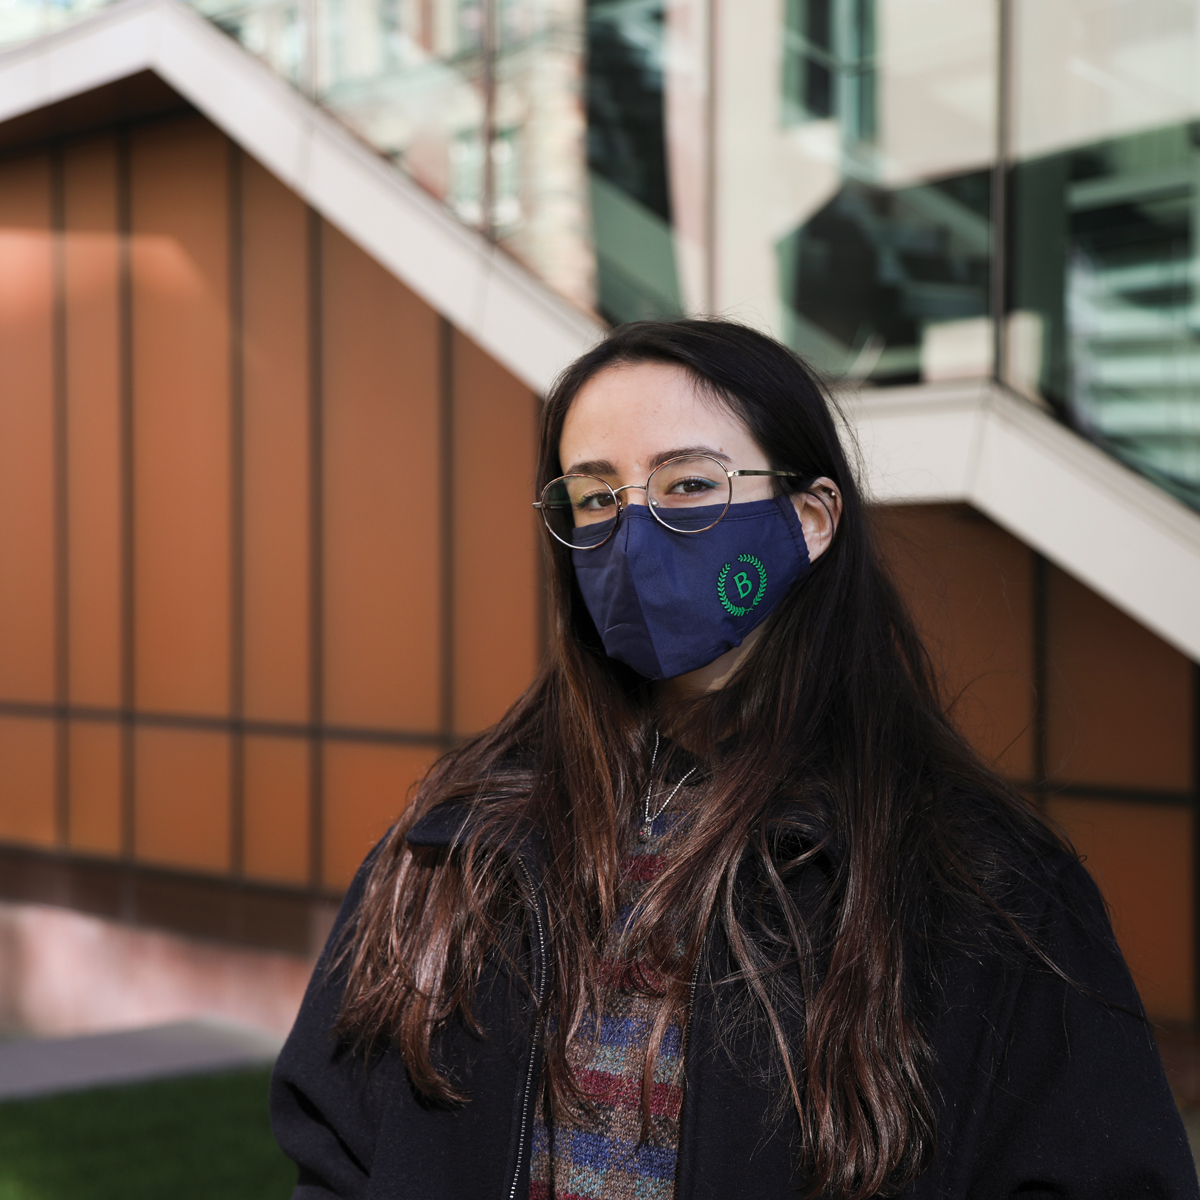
[272,320,1197,1199]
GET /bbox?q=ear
[791,477,842,562]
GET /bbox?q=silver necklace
[639,731,698,843]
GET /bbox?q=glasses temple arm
[729,469,815,480]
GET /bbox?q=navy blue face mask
[571,495,810,680]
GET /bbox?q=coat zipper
[682,953,702,1053]
[673,943,706,1200]
[506,869,703,1200]
[508,856,549,1200]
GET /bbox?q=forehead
[559,361,760,471]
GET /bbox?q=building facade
[0,0,1197,1066]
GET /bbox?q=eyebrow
[564,445,733,476]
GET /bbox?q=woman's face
[558,360,841,697]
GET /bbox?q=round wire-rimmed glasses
[533,453,811,549]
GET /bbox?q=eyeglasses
[533,453,813,549]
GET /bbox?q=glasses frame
[533,453,816,549]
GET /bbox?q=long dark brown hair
[337,319,1070,1198]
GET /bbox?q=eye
[574,489,616,511]
[665,475,719,496]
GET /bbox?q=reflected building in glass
[1009,2,1200,507]
[0,0,1175,500]
[0,0,1185,478]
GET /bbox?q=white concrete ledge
[850,379,1200,663]
[0,0,603,394]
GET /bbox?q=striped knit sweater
[529,802,691,1200]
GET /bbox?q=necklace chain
[639,732,698,841]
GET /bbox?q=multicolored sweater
[529,803,690,1200]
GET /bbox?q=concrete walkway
[0,1019,283,1101]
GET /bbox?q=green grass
[0,1067,296,1200]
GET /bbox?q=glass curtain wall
[586,0,684,322]
[1,0,1198,507]
[758,0,996,384]
[1008,0,1200,508]
[191,0,596,310]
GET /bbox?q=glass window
[1010,123,1200,506]
[8,0,1200,515]
[764,0,997,383]
[492,0,593,311]
[585,0,684,323]
[782,0,875,140]
[1013,0,1200,161]
[1009,0,1200,507]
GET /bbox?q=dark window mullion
[228,139,246,880]
[1192,661,1200,1026]
[307,207,325,893]
[439,317,456,739]
[117,125,136,872]
[51,141,70,848]
[1032,550,1049,796]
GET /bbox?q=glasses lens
[539,475,618,547]
[648,456,731,532]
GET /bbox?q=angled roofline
[850,378,1200,663]
[0,0,604,393]
[0,4,1197,661]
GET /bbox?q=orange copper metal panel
[0,716,56,846]
[323,741,438,889]
[130,117,231,715]
[1046,796,1194,1024]
[0,152,55,704]
[242,157,309,724]
[321,223,441,731]
[67,719,122,855]
[452,330,539,734]
[873,505,1036,779]
[64,134,123,708]
[134,725,230,872]
[242,733,309,885]
[1045,566,1192,791]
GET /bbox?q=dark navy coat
[271,799,1200,1199]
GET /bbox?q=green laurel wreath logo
[717,554,768,617]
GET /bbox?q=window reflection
[1012,123,1200,506]
[1008,0,1200,508]
[782,0,875,142]
[778,173,991,384]
[586,0,683,322]
[0,0,1198,509]
[773,0,993,384]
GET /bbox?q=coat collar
[406,798,474,849]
